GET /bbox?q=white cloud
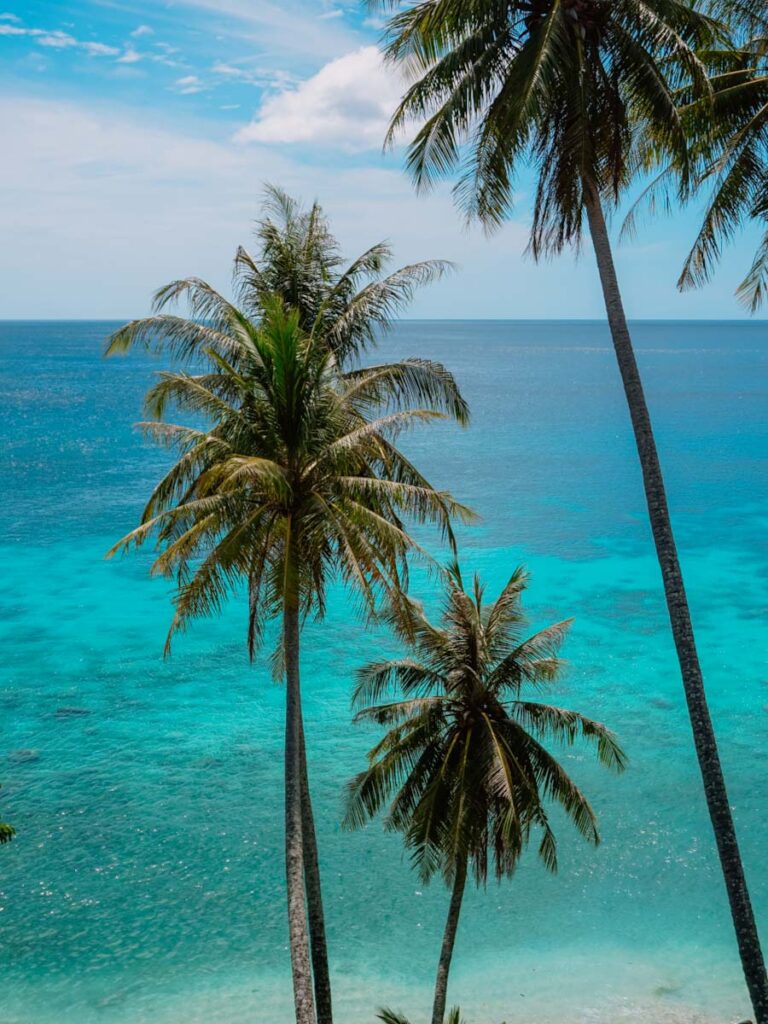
[0,94,717,320]
[0,12,20,21]
[82,41,121,57]
[210,60,293,88]
[131,24,154,38]
[0,18,120,57]
[174,74,204,95]
[0,94,597,321]
[114,41,182,69]
[117,47,142,64]
[211,60,258,83]
[35,29,77,49]
[174,0,362,64]
[212,61,240,76]
[235,46,403,150]
[0,96,300,317]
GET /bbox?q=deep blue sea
[1,320,767,1024]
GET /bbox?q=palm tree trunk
[431,856,467,1024]
[283,523,316,1024]
[299,717,334,1024]
[584,183,768,1024]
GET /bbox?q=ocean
[1,319,766,1024]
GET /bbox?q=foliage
[676,11,768,310]
[346,563,625,885]
[235,185,453,363]
[371,0,717,253]
[378,1008,465,1024]
[107,295,473,655]
[106,190,475,653]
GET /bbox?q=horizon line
[1,316,766,324]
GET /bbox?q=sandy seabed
[43,947,746,1024]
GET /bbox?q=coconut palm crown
[375,0,717,248]
[107,296,472,649]
[346,563,625,884]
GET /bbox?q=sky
[0,0,763,319]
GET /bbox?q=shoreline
[2,945,751,1024]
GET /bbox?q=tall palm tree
[371,1,768,1016]
[346,564,625,1024]
[234,184,457,1023]
[106,189,467,1024]
[107,293,471,1024]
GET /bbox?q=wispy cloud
[174,74,204,95]
[235,46,403,150]
[36,30,78,49]
[0,14,185,69]
[0,17,120,57]
[83,41,120,57]
[210,60,294,89]
[211,61,241,77]
[117,47,142,64]
[0,95,547,320]
[174,0,362,64]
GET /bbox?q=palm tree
[346,564,625,1024]
[371,1,768,1016]
[107,292,472,1024]
[233,185,458,1023]
[106,189,468,1024]
[676,5,768,310]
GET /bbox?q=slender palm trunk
[584,184,768,1024]
[299,718,333,1024]
[431,857,467,1024]
[283,525,316,1024]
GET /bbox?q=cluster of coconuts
[522,0,609,42]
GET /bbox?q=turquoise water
[1,319,767,1023]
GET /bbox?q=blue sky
[0,0,762,318]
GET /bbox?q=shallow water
[1,319,766,1023]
